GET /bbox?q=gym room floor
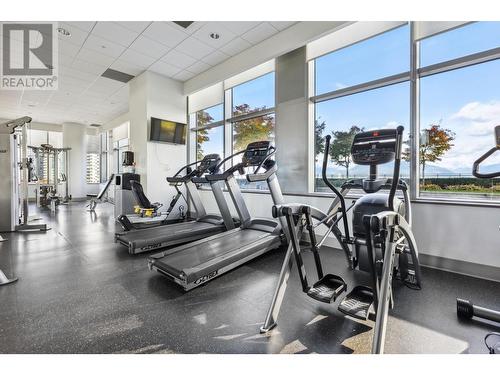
[0,202,498,354]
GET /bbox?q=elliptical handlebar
[323,135,351,241]
[472,125,500,179]
[388,126,405,212]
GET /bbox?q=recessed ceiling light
[57,27,71,37]
[209,32,220,40]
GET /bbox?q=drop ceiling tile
[59,39,82,57]
[60,66,99,82]
[186,60,211,75]
[241,22,278,44]
[129,35,171,59]
[59,53,75,68]
[83,34,127,58]
[64,21,96,32]
[58,22,89,47]
[175,36,214,60]
[270,21,296,31]
[148,60,182,78]
[142,22,188,47]
[192,22,237,49]
[172,70,196,81]
[220,21,261,35]
[116,21,152,33]
[91,22,140,47]
[202,50,230,66]
[72,58,108,75]
[118,49,156,69]
[169,21,205,34]
[160,49,196,69]
[76,47,115,68]
[110,59,144,76]
[219,37,252,56]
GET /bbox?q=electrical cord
[485,332,500,354]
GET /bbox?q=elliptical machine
[261,126,422,354]
[456,125,500,354]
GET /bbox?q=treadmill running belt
[116,221,223,253]
[150,229,281,286]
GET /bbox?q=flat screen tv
[150,117,187,144]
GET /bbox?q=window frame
[309,21,500,206]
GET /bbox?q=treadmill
[115,154,238,254]
[148,141,287,290]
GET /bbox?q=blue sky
[197,22,500,176]
[316,22,500,176]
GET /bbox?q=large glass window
[420,22,500,67]
[100,132,109,183]
[315,83,410,192]
[86,153,100,184]
[313,24,410,193]
[418,53,500,201]
[232,72,275,115]
[194,104,224,161]
[315,24,409,95]
[312,21,500,203]
[230,73,276,190]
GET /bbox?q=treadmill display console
[197,154,221,175]
[242,141,271,166]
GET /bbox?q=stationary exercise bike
[456,125,500,354]
[261,126,422,353]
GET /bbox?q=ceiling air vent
[90,124,102,128]
[101,68,134,83]
[173,21,194,29]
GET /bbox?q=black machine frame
[260,126,422,354]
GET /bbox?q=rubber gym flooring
[0,202,499,354]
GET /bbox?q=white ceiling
[0,21,296,126]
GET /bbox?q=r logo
[1,23,58,90]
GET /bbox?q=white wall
[128,71,187,212]
[146,72,187,209]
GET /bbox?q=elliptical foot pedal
[307,274,347,303]
[338,285,375,321]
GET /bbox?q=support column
[62,123,87,200]
[128,71,187,209]
[275,46,309,193]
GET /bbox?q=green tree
[196,110,213,160]
[403,123,455,185]
[315,118,326,162]
[232,104,274,152]
[329,125,363,179]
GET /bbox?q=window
[313,24,410,193]
[315,25,409,95]
[86,153,100,184]
[229,72,276,190]
[100,132,109,183]
[420,22,500,67]
[315,83,410,192]
[194,104,224,161]
[115,138,129,174]
[417,24,500,202]
[232,72,275,115]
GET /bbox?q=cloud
[452,100,500,137]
